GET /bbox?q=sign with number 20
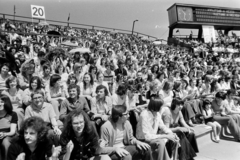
[31,5,45,19]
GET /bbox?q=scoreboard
[168,3,240,27]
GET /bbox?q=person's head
[88,65,98,74]
[215,91,226,105]
[0,63,10,75]
[170,98,184,114]
[156,72,166,80]
[118,60,124,69]
[5,76,20,89]
[43,64,51,75]
[116,74,123,83]
[203,99,212,110]
[22,60,35,75]
[83,73,94,86]
[226,89,236,100]
[162,81,173,92]
[151,64,159,73]
[111,105,128,123]
[181,79,188,90]
[148,98,163,113]
[67,74,78,85]
[96,72,104,82]
[55,64,65,74]
[116,84,127,96]
[29,76,42,90]
[0,95,13,114]
[50,74,61,87]
[19,117,48,147]
[173,81,182,91]
[62,108,93,137]
[73,63,82,74]
[149,80,159,92]
[189,79,197,87]
[96,85,108,98]
[31,90,45,107]
[68,84,80,99]
[136,71,142,80]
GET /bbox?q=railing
[0,13,161,41]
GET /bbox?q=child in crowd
[202,99,221,143]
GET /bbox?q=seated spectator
[100,105,153,160]
[136,98,179,160]
[23,76,49,106]
[24,90,62,137]
[18,59,36,90]
[162,98,199,160]
[212,91,240,142]
[59,84,90,123]
[159,81,174,107]
[0,95,18,160]
[59,108,111,160]
[202,99,221,143]
[79,73,96,102]
[46,74,67,119]
[91,85,112,122]
[112,84,129,108]
[2,76,24,129]
[0,63,11,92]
[40,64,52,88]
[7,117,62,160]
[114,59,127,77]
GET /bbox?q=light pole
[132,20,138,35]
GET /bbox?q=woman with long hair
[0,95,18,160]
[79,73,96,100]
[59,108,111,160]
[2,76,24,129]
[18,59,36,90]
[23,76,49,107]
[7,117,61,160]
[162,98,199,160]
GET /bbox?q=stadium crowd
[0,18,240,160]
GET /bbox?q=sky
[0,0,240,40]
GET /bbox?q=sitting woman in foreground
[161,98,199,160]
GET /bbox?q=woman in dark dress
[162,98,199,160]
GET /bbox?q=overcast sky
[0,0,240,40]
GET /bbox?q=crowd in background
[1,18,240,160]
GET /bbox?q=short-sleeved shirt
[24,102,56,123]
[0,111,18,132]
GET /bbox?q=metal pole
[131,20,138,35]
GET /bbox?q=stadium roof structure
[167,3,240,38]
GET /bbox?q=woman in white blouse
[136,98,179,160]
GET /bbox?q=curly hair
[67,74,78,85]
[19,116,48,144]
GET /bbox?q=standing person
[0,95,18,160]
[59,108,111,160]
[7,117,62,160]
[100,105,153,160]
[136,98,179,160]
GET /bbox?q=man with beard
[59,84,90,123]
